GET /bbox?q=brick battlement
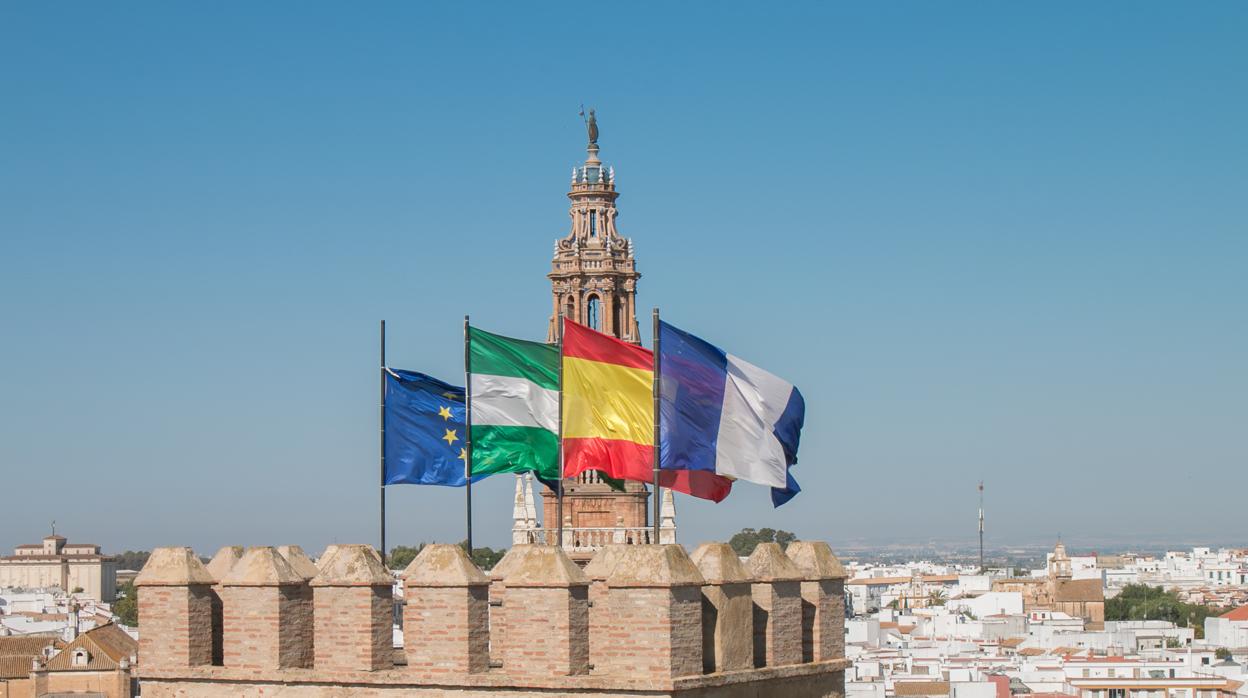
[135,541,848,698]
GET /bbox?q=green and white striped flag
[467,326,560,481]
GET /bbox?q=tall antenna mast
[978,481,985,574]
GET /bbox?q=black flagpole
[652,308,661,544]
[556,316,565,548]
[464,315,474,555]
[379,320,387,567]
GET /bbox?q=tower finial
[580,105,598,145]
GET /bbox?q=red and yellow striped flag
[560,319,734,502]
[561,319,655,483]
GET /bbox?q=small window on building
[72,648,90,667]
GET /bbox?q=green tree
[728,528,798,557]
[113,550,150,572]
[113,582,138,627]
[928,589,947,607]
[1105,584,1223,638]
[459,541,506,571]
[1215,648,1232,660]
[387,544,425,570]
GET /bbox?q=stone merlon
[220,547,304,586]
[134,547,214,587]
[135,541,849,698]
[402,544,489,587]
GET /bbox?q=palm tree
[927,589,947,607]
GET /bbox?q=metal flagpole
[379,320,387,567]
[464,315,473,555]
[556,315,565,549]
[651,308,661,545]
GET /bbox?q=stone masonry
[747,542,805,669]
[134,547,215,671]
[403,543,490,676]
[787,540,848,663]
[311,544,393,673]
[136,540,849,698]
[598,545,704,680]
[689,542,754,673]
[219,546,313,670]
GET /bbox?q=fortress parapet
[136,540,849,697]
[787,540,848,663]
[690,542,753,673]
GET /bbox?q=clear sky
[2,2,1245,557]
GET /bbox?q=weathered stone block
[135,547,215,671]
[499,545,589,678]
[204,545,243,666]
[747,542,804,668]
[600,545,704,680]
[220,546,313,670]
[582,544,629,673]
[787,540,848,663]
[312,543,394,672]
[402,543,489,675]
[690,542,753,673]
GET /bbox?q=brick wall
[315,586,392,672]
[135,541,849,697]
[752,580,803,667]
[404,584,489,675]
[139,585,213,670]
[501,585,590,677]
[220,584,313,670]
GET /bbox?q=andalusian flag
[467,327,560,481]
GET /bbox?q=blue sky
[2,2,1245,556]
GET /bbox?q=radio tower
[978,481,985,574]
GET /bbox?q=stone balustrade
[135,540,849,698]
[518,526,660,550]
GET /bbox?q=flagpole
[464,315,474,555]
[379,320,387,568]
[651,307,661,545]
[556,316,565,549]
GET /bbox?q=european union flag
[383,369,487,487]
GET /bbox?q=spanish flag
[561,319,733,502]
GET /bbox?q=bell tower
[546,109,641,343]
[511,112,674,562]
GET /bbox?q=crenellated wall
[135,541,849,698]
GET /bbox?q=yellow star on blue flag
[383,370,488,488]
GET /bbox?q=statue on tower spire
[580,105,599,145]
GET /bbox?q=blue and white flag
[658,320,806,506]
[384,369,489,487]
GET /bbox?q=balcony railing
[518,526,665,551]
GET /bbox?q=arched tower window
[589,210,598,238]
[563,295,575,320]
[586,295,601,331]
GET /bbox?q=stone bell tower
[510,112,674,561]
[545,110,641,344]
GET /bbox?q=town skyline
[3,3,1245,555]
